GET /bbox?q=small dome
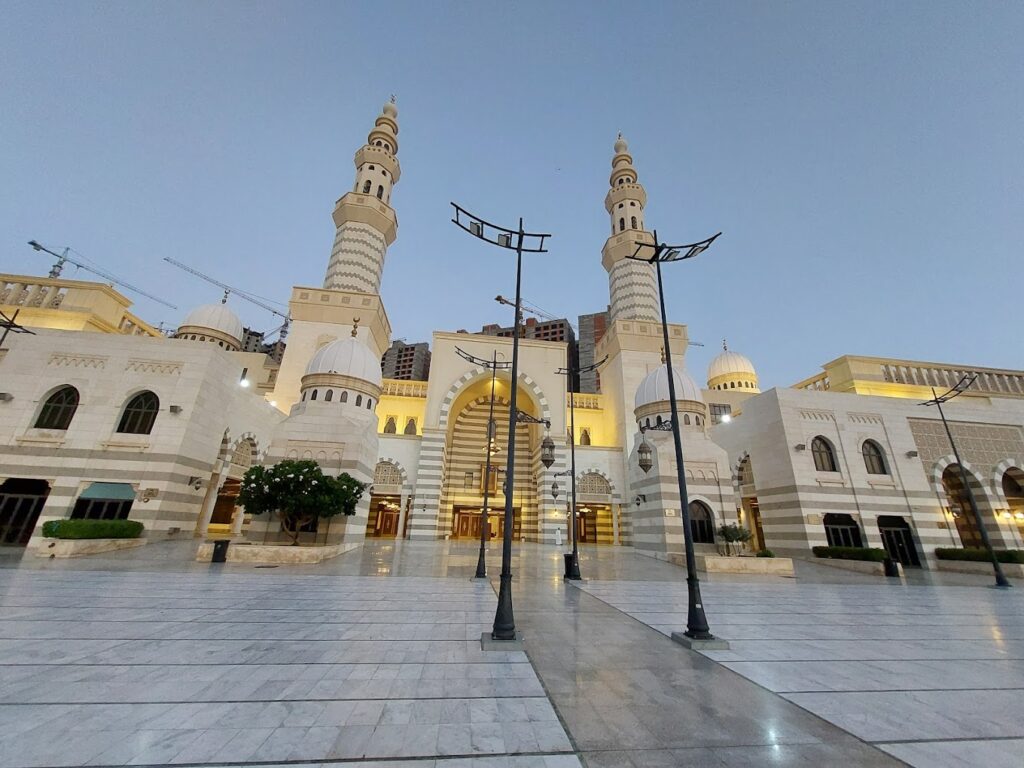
[708,350,756,382]
[382,98,398,118]
[180,303,242,344]
[635,364,704,409]
[614,133,628,154]
[304,336,382,386]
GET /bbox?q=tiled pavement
[1,540,1020,767]
[578,574,1024,768]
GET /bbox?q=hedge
[756,549,776,558]
[42,519,144,540]
[934,548,1024,565]
[812,546,888,562]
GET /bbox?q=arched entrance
[208,438,257,537]
[941,465,985,548]
[367,460,404,538]
[1001,468,1024,545]
[576,472,614,544]
[823,513,863,548]
[737,456,765,550]
[877,515,920,567]
[688,500,715,544]
[0,479,50,546]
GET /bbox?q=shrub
[42,519,144,540]
[812,545,888,562]
[756,549,775,558]
[716,523,752,555]
[934,548,1024,564]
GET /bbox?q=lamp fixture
[906,450,919,458]
[794,443,806,451]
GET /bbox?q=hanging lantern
[540,434,556,468]
[551,480,561,499]
[638,438,653,474]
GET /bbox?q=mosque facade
[2,100,1023,568]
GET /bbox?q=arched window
[631,216,637,229]
[340,391,348,403]
[35,386,79,430]
[362,180,371,193]
[811,436,838,472]
[366,399,372,409]
[384,417,397,434]
[324,390,333,402]
[696,415,702,426]
[688,501,715,544]
[404,418,417,435]
[117,391,159,435]
[656,415,663,425]
[580,428,591,446]
[310,389,318,401]
[355,394,362,407]
[619,217,625,232]
[862,440,887,475]
[376,185,384,199]
[683,414,691,425]
[301,391,306,402]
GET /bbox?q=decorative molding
[48,353,107,369]
[125,359,182,375]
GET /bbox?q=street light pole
[455,347,511,579]
[628,229,721,642]
[923,376,1011,588]
[555,355,606,580]
[451,204,551,641]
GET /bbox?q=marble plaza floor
[0,540,1019,767]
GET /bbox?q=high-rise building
[381,340,431,381]
[577,309,609,393]
[479,317,577,388]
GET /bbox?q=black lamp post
[455,346,511,579]
[554,355,607,580]
[922,375,1011,588]
[452,203,552,641]
[628,229,722,643]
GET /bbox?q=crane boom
[28,240,177,309]
[162,257,288,320]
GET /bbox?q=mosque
[2,99,1023,569]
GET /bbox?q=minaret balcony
[354,145,401,182]
[604,183,647,212]
[602,229,654,272]
[332,193,398,245]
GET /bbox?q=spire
[351,318,360,338]
[367,97,399,156]
[723,338,728,352]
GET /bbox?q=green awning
[79,482,136,501]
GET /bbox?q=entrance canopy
[80,482,135,500]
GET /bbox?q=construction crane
[28,240,177,309]
[162,257,290,340]
[493,294,703,346]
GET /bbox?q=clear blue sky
[2,1,1021,387]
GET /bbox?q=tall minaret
[601,134,660,322]
[323,97,401,295]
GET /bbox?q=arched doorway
[688,501,715,544]
[878,515,920,566]
[1001,468,1024,544]
[737,456,765,550]
[209,438,256,536]
[823,513,863,548]
[367,460,403,538]
[0,479,50,546]
[941,465,985,548]
[576,472,614,544]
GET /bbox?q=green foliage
[716,523,752,556]
[812,545,888,562]
[237,460,365,544]
[935,547,1024,564]
[756,549,776,558]
[42,519,144,540]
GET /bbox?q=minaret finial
[722,338,728,351]
[351,318,360,338]
[390,94,396,104]
[221,289,229,305]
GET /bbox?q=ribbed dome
[708,350,756,382]
[634,365,704,409]
[304,337,382,386]
[179,303,242,344]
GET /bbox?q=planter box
[695,554,795,576]
[808,557,903,577]
[36,538,147,558]
[195,541,360,564]
[934,559,1024,578]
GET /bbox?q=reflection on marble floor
[578,578,1024,768]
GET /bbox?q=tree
[716,522,752,556]
[237,460,365,545]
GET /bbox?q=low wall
[36,538,148,559]
[934,559,1024,578]
[195,541,361,564]
[695,554,795,576]
[806,557,903,577]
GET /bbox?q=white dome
[180,303,242,343]
[634,364,704,409]
[304,336,382,386]
[708,349,757,382]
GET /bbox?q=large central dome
[634,364,704,409]
[304,336,382,386]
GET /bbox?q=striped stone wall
[323,222,388,295]
[608,258,659,322]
